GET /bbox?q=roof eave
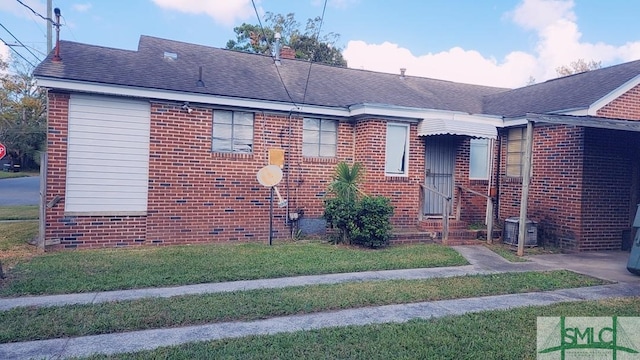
[586,74,640,116]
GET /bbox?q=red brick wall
[597,84,640,120]
[454,137,495,224]
[354,119,424,229]
[45,95,426,248]
[497,125,585,250]
[145,104,359,244]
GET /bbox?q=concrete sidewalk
[0,245,638,359]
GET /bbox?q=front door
[424,136,455,216]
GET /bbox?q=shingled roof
[34,36,640,119]
[482,59,640,117]
[34,36,507,114]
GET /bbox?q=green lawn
[0,242,467,296]
[0,205,39,220]
[0,270,604,343]
[81,297,640,360]
[0,171,37,179]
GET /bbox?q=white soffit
[418,118,497,139]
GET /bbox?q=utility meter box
[503,217,537,247]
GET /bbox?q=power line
[250,0,298,108]
[61,15,77,41]
[250,0,271,53]
[0,22,42,62]
[15,0,56,24]
[302,0,328,105]
[0,37,36,67]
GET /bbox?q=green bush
[323,162,394,248]
[350,196,394,248]
[324,196,356,245]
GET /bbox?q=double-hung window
[212,110,254,153]
[385,123,409,176]
[303,118,337,157]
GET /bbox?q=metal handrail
[456,184,495,244]
[419,183,452,244]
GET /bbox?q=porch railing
[419,183,452,243]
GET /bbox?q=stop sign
[0,143,5,160]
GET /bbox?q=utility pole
[47,0,53,53]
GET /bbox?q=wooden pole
[487,199,494,244]
[517,120,534,256]
[442,197,449,244]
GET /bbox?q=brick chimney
[280,46,296,60]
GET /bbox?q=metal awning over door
[418,118,497,139]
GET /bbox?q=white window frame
[385,123,410,176]
[469,138,491,180]
[212,110,254,153]
[302,118,337,157]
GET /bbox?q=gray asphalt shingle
[34,35,640,118]
[34,36,506,113]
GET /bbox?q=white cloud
[72,3,93,12]
[343,0,640,88]
[152,0,257,26]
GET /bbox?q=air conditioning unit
[503,217,537,247]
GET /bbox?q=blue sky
[2,0,640,87]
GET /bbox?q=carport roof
[526,113,640,132]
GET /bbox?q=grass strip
[80,297,639,360]
[0,172,35,180]
[0,205,39,221]
[0,270,606,343]
[0,242,467,296]
[484,243,529,262]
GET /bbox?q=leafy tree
[0,59,46,170]
[226,12,347,67]
[556,59,602,77]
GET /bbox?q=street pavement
[0,176,40,206]
[0,245,638,359]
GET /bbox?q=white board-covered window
[385,123,410,176]
[65,94,150,215]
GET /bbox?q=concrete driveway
[527,251,640,283]
[0,176,40,206]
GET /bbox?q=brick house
[33,36,640,251]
